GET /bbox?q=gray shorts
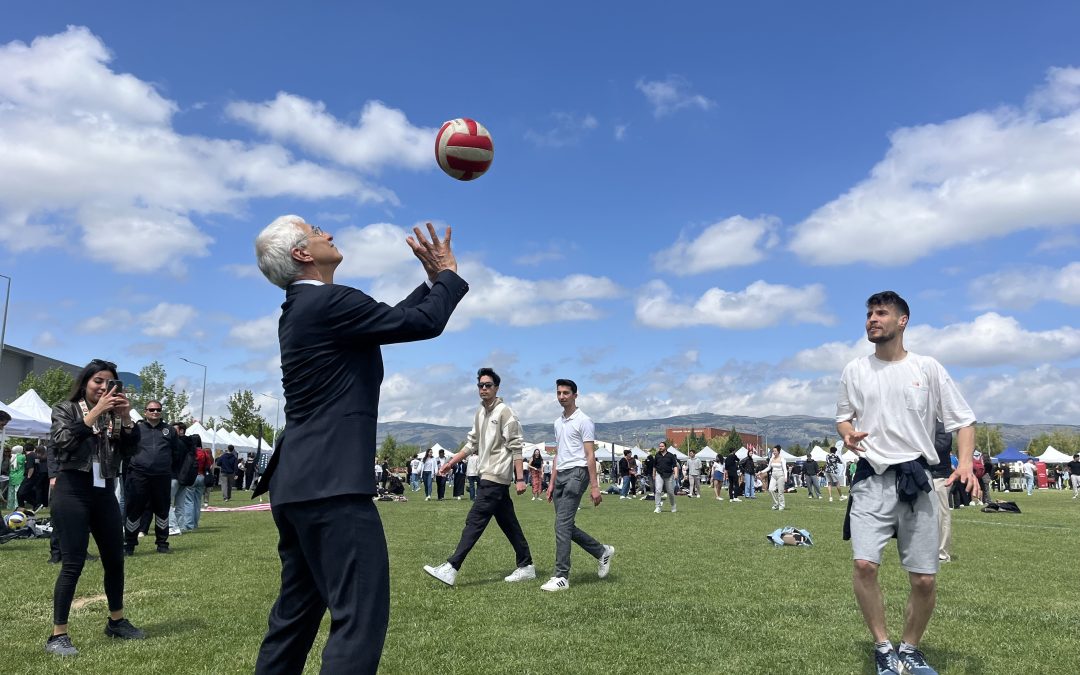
[849,468,939,574]
[825,470,842,486]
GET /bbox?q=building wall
[0,345,140,402]
[666,427,762,449]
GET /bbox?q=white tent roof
[9,389,52,424]
[429,442,446,453]
[669,448,688,461]
[186,422,211,441]
[0,399,50,438]
[1037,446,1073,464]
[695,448,718,461]
[779,450,800,463]
[809,446,828,461]
[841,450,859,463]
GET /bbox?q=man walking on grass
[653,441,678,513]
[836,291,978,675]
[423,368,535,587]
[542,379,614,592]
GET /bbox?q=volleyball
[4,511,27,530]
[435,118,494,181]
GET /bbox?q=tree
[16,367,75,406]
[972,423,1006,457]
[128,361,192,425]
[225,390,266,438]
[788,442,805,457]
[722,427,744,454]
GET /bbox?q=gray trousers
[553,467,604,579]
[806,474,821,498]
[654,474,676,509]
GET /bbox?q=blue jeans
[1025,474,1034,495]
[185,475,206,529]
[744,472,756,498]
[423,472,433,497]
[468,475,479,501]
[620,476,631,497]
[410,473,420,492]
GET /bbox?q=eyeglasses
[477,382,496,389]
[293,224,325,249]
[146,408,162,413]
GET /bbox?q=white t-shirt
[1021,462,1034,478]
[553,408,595,471]
[410,458,421,474]
[422,456,436,472]
[836,352,975,475]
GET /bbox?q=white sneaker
[778,505,785,511]
[597,545,615,578]
[504,564,536,582]
[840,495,848,501]
[169,528,182,536]
[731,497,741,502]
[716,497,722,501]
[423,562,457,586]
[541,576,569,592]
[671,506,677,513]
[654,507,661,514]
[619,496,626,500]
[456,496,462,500]
[425,496,431,501]
[829,497,834,502]
[771,505,778,510]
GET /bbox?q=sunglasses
[477,382,496,389]
[90,358,117,371]
[146,408,162,413]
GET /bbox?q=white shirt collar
[291,279,325,286]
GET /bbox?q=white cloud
[228,310,281,350]
[34,331,58,348]
[514,246,566,267]
[789,67,1080,266]
[788,312,1080,372]
[0,27,398,272]
[614,124,629,141]
[970,262,1080,310]
[653,216,780,275]
[77,308,134,334]
[140,302,197,338]
[965,364,1080,425]
[331,222,621,329]
[636,280,833,329]
[223,264,262,279]
[226,94,436,173]
[524,112,599,148]
[635,76,714,117]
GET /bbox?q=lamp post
[258,392,281,445]
[0,274,10,375]
[180,357,207,423]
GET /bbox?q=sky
[1,2,1079,430]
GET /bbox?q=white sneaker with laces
[597,545,615,578]
[504,565,536,582]
[778,505,785,511]
[840,495,848,500]
[731,497,741,502]
[671,506,677,513]
[423,562,457,586]
[654,507,661,513]
[541,576,569,592]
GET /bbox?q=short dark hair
[68,360,119,402]
[477,367,500,387]
[555,378,577,394]
[174,421,187,432]
[866,290,910,318]
[0,410,10,423]
[623,449,632,456]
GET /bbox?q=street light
[180,357,207,423]
[0,274,10,375]
[258,392,281,445]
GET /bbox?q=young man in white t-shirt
[541,379,614,592]
[836,291,979,675]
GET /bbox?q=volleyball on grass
[4,511,27,530]
[435,118,494,181]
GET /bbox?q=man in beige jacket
[423,368,534,586]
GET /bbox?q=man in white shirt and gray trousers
[836,291,979,675]
[542,378,614,592]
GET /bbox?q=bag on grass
[766,526,813,547]
[981,500,1021,513]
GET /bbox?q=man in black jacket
[124,400,185,554]
[724,448,741,502]
[252,216,467,675]
[803,455,821,499]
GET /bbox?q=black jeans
[255,495,389,675]
[52,471,125,625]
[124,472,171,550]
[728,473,740,500]
[447,480,532,570]
[436,475,447,500]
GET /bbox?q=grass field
[2,484,1078,674]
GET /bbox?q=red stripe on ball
[447,133,493,151]
[447,156,491,172]
[465,118,478,135]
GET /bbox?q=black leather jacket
[50,401,137,479]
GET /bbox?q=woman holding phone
[46,359,145,656]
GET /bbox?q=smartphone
[106,379,124,393]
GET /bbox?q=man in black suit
[252,215,468,674]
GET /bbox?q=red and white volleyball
[435,118,494,181]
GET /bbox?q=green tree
[973,423,1006,456]
[16,367,75,406]
[128,361,192,425]
[722,427,744,454]
[788,442,805,457]
[225,390,266,438]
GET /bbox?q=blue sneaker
[899,648,938,675]
[875,649,902,675]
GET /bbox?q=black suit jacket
[255,270,468,504]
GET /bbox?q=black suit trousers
[255,494,389,675]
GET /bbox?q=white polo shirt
[553,408,595,471]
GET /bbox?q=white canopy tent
[629,446,650,459]
[668,448,689,461]
[841,450,859,463]
[9,389,52,425]
[0,399,50,438]
[810,446,829,461]
[1037,446,1072,464]
[695,448,718,461]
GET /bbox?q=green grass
[2,486,1078,674]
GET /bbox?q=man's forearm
[955,424,975,465]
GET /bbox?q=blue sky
[1,2,1079,428]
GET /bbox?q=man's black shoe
[123,549,134,557]
[104,617,146,640]
[156,546,172,554]
[48,554,62,564]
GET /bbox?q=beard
[867,328,897,344]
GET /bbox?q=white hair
[255,215,307,289]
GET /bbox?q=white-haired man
[251,216,468,675]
